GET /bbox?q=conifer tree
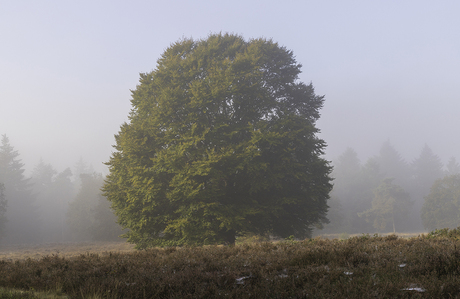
[409,144,444,230]
[0,135,40,243]
[445,157,460,176]
[0,183,6,240]
[103,33,333,247]
[421,174,460,231]
[31,161,74,242]
[67,172,123,241]
[376,141,410,187]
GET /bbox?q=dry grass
[0,242,135,261]
[1,231,460,298]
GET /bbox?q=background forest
[0,135,124,244]
[318,141,460,236]
[0,133,459,245]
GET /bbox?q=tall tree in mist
[66,173,101,241]
[31,161,74,242]
[0,183,6,240]
[411,144,444,196]
[445,157,460,176]
[67,173,123,241]
[421,174,460,231]
[359,178,412,233]
[73,157,94,191]
[0,135,40,243]
[375,141,410,187]
[327,148,364,233]
[408,144,444,231]
[104,33,332,247]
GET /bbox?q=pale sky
[1,0,459,176]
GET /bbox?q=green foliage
[421,174,460,231]
[359,178,412,233]
[103,33,332,247]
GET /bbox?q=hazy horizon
[2,1,459,176]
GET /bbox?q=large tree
[103,33,332,248]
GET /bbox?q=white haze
[1,0,459,175]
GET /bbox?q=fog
[1,1,460,241]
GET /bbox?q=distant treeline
[1,133,458,244]
[0,134,124,245]
[318,141,460,235]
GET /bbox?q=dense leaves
[104,33,332,247]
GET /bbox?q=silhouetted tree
[421,174,460,231]
[91,192,125,241]
[445,157,460,176]
[375,141,410,188]
[408,144,444,230]
[103,33,332,248]
[0,183,6,241]
[31,161,74,242]
[67,173,123,241]
[0,135,40,243]
[328,148,365,233]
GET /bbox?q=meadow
[1,229,460,298]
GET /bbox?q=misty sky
[1,1,460,176]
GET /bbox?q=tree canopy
[103,33,332,247]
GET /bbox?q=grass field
[1,230,459,298]
[0,241,135,261]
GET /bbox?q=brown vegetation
[0,242,135,261]
[1,231,460,298]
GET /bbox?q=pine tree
[67,173,123,241]
[31,161,74,242]
[0,183,7,240]
[445,157,460,176]
[375,140,410,187]
[0,135,40,243]
[409,144,444,230]
[421,174,460,231]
